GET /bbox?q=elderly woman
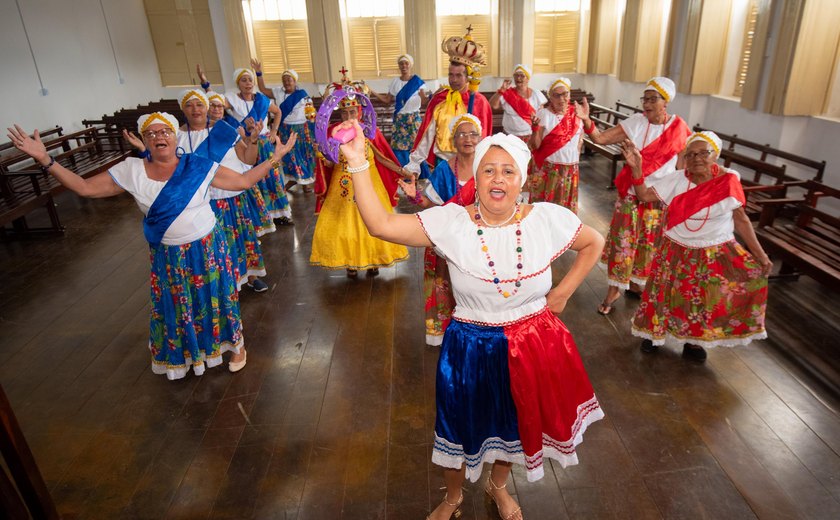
[340,119,604,520]
[397,114,481,346]
[624,131,771,361]
[252,60,317,192]
[577,77,690,315]
[207,90,276,238]
[490,64,547,144]
[7,113,294,379]
[370,54,427,166]
[197,64,293,224]
[529,77,584,211]
[309,92,408,277]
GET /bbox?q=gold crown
[441,25,488,69]
[324,66,370,109]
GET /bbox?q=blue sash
[223,92,270,130]
[143,154,215,245]
[468,91,475,114]
[278,89,308,124]
[194,120,239,163]
[429,160,459,202]
[394,75,423,115]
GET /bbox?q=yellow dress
[310,143,409,270]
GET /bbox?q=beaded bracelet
[631,175,645,186]
[411,190,423,205]
[346,161,370,174]
[138,149,151,159]
[256,71,263,77]
[200,81,210,90]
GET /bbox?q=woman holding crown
[309,74,409,277]
[7,113,295,379]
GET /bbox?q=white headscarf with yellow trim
[397,54,414,66]
[549,77,572,93]
[137,112,179,135]
[206,91,225,107]
[448,113,483,136]
[233,68,256,84]
[644,76,676,103]
[282,69,299,81]
[473,133,532,188]
[513,64,532,79]
[179,89,208,110]
[686,131,722,155]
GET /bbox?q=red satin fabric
[532,105,579,169]
[412,89,494,166]
[502,88,536,123]
[666,171,745,230]
[614,116,690,197]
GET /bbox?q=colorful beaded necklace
[474,201,524,298]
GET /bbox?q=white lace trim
[630,325,768,349]
[426,334,444,346]
[150,336,244,380]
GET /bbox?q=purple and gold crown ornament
[315,72,377,163]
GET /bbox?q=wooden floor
[2,155,839,519]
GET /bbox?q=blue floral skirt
[243,186,276,236]
[148,226,243,380]
[391,111,422,166]
[256,136,291,219]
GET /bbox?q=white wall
[0,0,167,134]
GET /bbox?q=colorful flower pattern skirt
[391,111,422,166]
[280,122,316,185]
[210,197,248,290]
[631,238,768,348]
[530,162,579,213]
[256,136,291,219]
[424,248,455,346]
[242,186,276,237]
[433,309,604,483]
[148,226,243,380]
[600,194,663,289]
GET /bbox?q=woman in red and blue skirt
[623,131,772,362]
[341,123,605,520]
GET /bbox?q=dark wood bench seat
[581,105,627,188]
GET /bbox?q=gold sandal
[426,487,463,520]
[485,476,523,520]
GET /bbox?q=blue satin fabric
[435,320,522,468]
[393,149,410,167]
[143,154,214,245]
[278,89,308,124]
[429,160,459,201]
[195,120,239,162]
[223,92,270,130]
[393,74,423,116]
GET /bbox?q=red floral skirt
[631,237,768,348]
[530,162,579,213]
[424,248,456,346]
[600,194,663,289]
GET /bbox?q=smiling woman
[338,120,605,520]
[6,112,295,380]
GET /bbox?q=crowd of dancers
[6,27,773,520]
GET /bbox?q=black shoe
[276,216,294,226]
[682,344,707,362]
[246,278,268,293]
[640,339,658,353]
[367,268,380,277]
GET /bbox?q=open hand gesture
[196,63,208,85]
[271,132,297,162]
[500,79,512,91]
[122,129,146,152]
[574,98,589,120]
[6,125,49,164]
[621,139,642,169]
[250,58,262,73]
[396,176,417,199]
[530,114,541,128]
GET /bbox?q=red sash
[615,116,690,197]
[532,105,579,169]
[666,171,745,230]
[502,88,536,124]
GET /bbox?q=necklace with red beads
[683,164,719,232]
[474,202,524,298]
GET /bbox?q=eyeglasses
[454,131,481,140]
[684,150,715,160]
[640,96,663,104]
[142,128,174,140]
[209,103,225,109]
[550,91,570,98]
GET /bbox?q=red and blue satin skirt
[432,308,603,482]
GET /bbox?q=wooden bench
[0,127,63,161]
[693,124,826,182]
[717,148,800,220]
[615,100,642,116]
[0,128,130,238]
[755,181,840,289]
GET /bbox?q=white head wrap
[233,68,256,84]
[397,54,414,66]
[645,76,676,102]
[686,131,722,155]
[137,112,179,135]
[473,133,532,187]
[513,64,532,79]
[549,77,572,93]
[206,91,225,107]
[282,69,299,81]
[179,89,208,109]
[448,113,483,135]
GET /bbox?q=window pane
[344,0,403,18]
[437,0,491,16]
[536,0,580,12]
